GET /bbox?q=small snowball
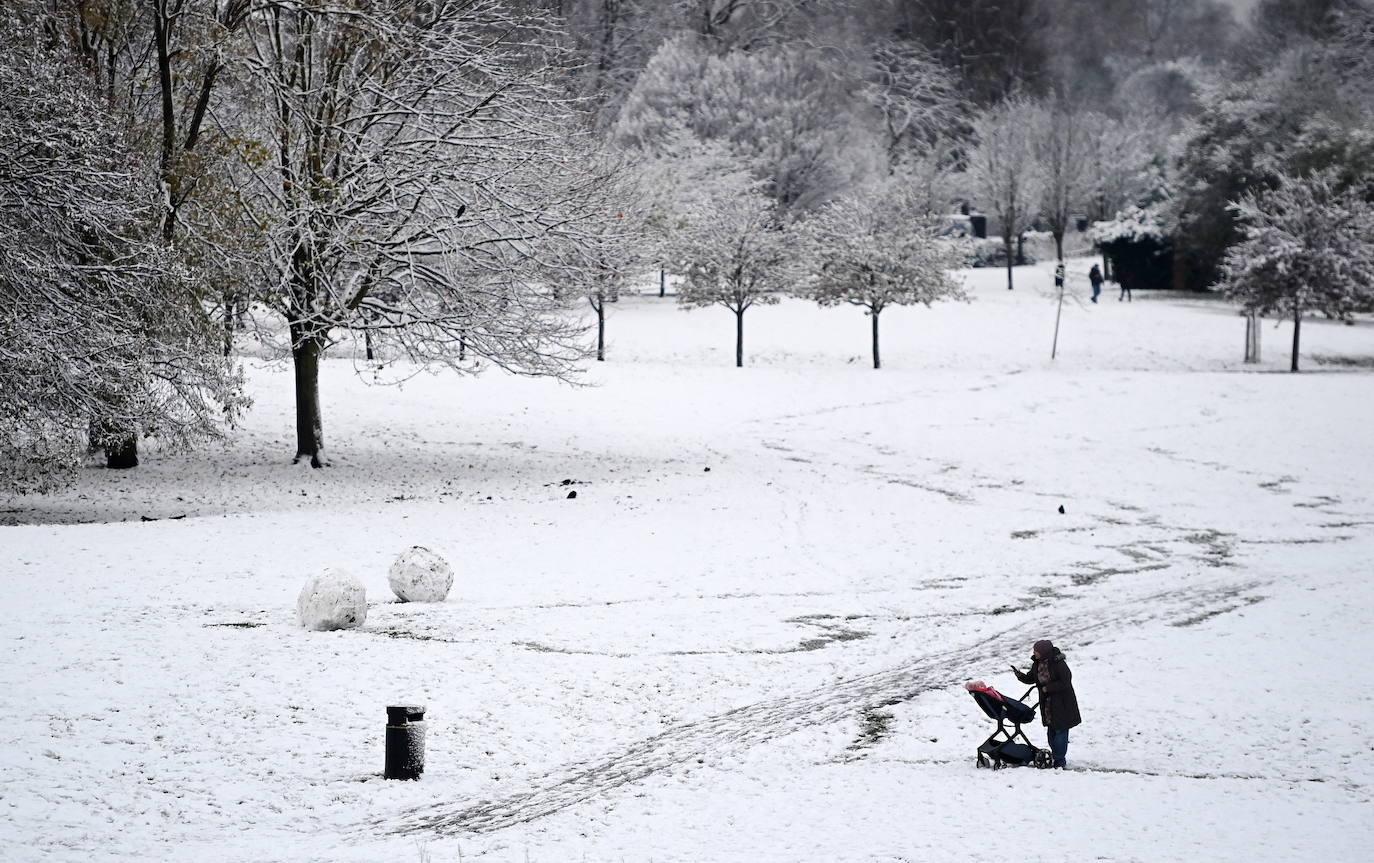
[297,569,368,631]
[388,546,453,603]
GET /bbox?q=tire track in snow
[380,579,1264,838]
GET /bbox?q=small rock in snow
[297,570,367,630]
[388,546,453,603]
[704,466,711,472]
[1058,505,1065,514]
[567,490,577,499]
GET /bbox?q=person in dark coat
[1012,639,1081,768]
[1088,264,1103,303]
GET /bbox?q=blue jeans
[1047,728,1070,768]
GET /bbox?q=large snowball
[388,546,453,603]
[297,570,368,631]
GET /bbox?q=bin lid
[387,704,426,724]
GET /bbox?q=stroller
[966,681,1053,770]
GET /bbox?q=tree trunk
[459,332,466,361]
[1244,311,1261,363]
[596,299,606,361]
[223,294,235,357]
[735,307,745,368]
[1004,236,1015,290]
[871,309,881,370]
[1051,280,1065,360]
[1053,231,1064,262]
[291,331,326,467]
[1291,305,1301,373]
[1016,233,1026,266]
[659,268,666,298]
[152,0,178,241]
[365,328,374,361]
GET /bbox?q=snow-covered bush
[297,570,368,631]
[388,547,454,603]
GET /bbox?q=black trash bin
[384,704,426,780]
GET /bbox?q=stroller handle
[1021,685,1040,709]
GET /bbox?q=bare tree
[1028,96,1089,261]
[1080,112,1167,223]
[964,94,1044,289]
[614,34,873,213]
[679,0,820,49]
[671,179,794,367]
[564,177,646,362]
[225,1,617,466]
[864,40,965,173]
[798,184,966,369]
[889,0,1051,105]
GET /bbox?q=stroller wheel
[976,753,988,769]
[1033,750,1053,769]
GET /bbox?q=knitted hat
[1033,639,1055,658]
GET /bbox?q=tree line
[3,0,1372,491]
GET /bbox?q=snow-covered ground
[3,260,1373,862]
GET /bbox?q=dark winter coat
[1088,265,1104,286]
[1014,650,1082,730]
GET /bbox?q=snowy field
[3,260,1374,862]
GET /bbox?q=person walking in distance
[1088,264,1103,304]
[1013,639,1081,768]
[1116,268,1132,302]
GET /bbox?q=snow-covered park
[3,261,1373,861]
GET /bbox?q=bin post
[384,704,426,780]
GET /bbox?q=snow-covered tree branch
[1219,168,1374,372]
[0,21,243,491]
[964,94,1044,290]
[221,0,624,465]
[670,177,794,367]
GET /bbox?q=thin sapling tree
[799,187,967,369]
[671,182,794,367]
[965,94,1044,289]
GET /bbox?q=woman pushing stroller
[1011,639,1081,769]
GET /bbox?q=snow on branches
[671,177,794,367]
[223,1,625,463]
[797,186,965,368]
[1219,168,1374,371]
[0,21,242,492]
[964,95,1043,291]
[614,34,872,212]
[1089,204,1170,246]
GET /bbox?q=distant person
[1088,264,1103,304]
[1117,270,1132,302]
[1054,262,1065,290]
[1012,639,1081,768]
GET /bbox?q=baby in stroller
[965,680,1054,769]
